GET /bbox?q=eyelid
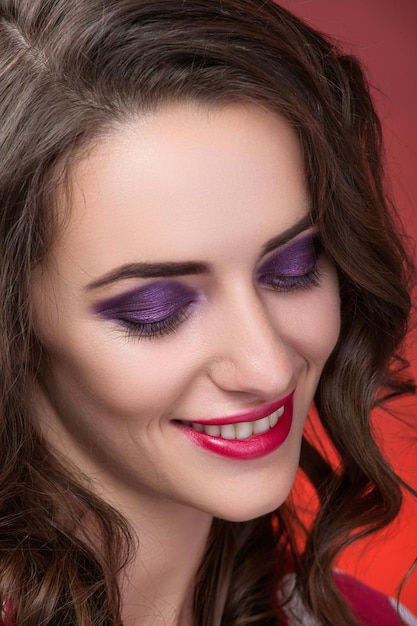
[256,232,322,277]
[255,233,323,293]
[119,305,192,340]
[93,280,198,322]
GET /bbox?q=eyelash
[117,257,322,340]
[118,306,192,341]
[257,265,322,293]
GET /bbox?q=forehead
[52,103,310,280]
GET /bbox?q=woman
[0,0,415,624]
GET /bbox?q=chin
[204,480,296,523]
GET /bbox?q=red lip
[180,391,294,426]
[175,390,294,460]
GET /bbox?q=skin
[31,103,340,625]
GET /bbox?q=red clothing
[3,572,416,625]
[280,570,417,626]
[334,570,416,626]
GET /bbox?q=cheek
[40,327,200,422]
[32,283,202,425]
[268,271,340,365]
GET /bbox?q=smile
[181,406,284,440]
[175,391,294,460]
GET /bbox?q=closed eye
[257,265,322,292]
[255,232,323,293]
[93,280,198,340]
[117,305,192,340]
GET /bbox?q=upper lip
[179,390,294,426]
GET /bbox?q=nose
[207,287,294,400]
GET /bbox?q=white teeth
[187,406,284,440]
[235,421,254,440]
[253,415,270,435]
[205,424,221,437]
[220,424,236,440]
[269,412,278,428]
[269,406,283,428]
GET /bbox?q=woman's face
[32,103,340,522]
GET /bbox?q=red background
[278,0,417,612]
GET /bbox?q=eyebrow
[85,213,314,291]
[260,214,313,257]
[85,261,207,291]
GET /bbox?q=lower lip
[175,394,293,460]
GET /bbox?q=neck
[119,499,212,626]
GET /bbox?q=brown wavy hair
[0,0,415,624]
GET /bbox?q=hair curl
[0,1,415,624]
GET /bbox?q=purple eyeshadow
[256,232,321,279]
[93,280,198,324]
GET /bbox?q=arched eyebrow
[84,214,313,292]
[260,214,313,257]
[85,261,208,291]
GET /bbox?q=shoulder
[278,570,417,626]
